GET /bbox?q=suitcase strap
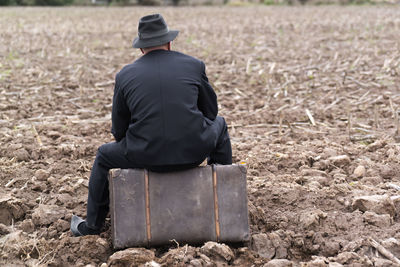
[144,169,152,243]
[212,165,220,242]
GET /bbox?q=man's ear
[167,42,171,51]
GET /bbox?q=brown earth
[1,6,400,267]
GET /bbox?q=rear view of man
[71,14,232,236]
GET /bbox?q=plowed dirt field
[1,6,400,267]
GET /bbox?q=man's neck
[141,42,171,55]
[144,47,168,55]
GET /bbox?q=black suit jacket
[111,50,219,166]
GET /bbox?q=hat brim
[132,30,179,49]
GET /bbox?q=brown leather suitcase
[109,164,250,249]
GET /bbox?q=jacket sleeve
[198,61,218,120]
[111,76,130,142]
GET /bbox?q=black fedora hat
[133,14,179,49]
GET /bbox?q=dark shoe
[70,215,101,237]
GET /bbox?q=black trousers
[86,116,232,229]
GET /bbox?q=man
[70,14,232,236]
